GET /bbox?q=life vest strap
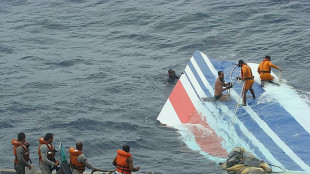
[245,76,254,80]
[70,164,85,172]
[260,71,271,73]
[14,145,29,164]
[116,165,131,172]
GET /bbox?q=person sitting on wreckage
[214,71,233,101]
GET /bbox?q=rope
[228,64,239,97]
[228,64,245,124]
[232,80,244,124]
[229,65,238,88]
[91,169,115,174]
[267,163,286,173]
[277,70,283,82]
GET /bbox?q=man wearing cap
[257,55,282,87]
[237,60,255,106]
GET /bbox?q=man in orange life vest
[11,132,32,174]
[38,133,60,174]
[69,142,99,174]
[112,145,140,174]
[257,55,282,87]
[237,60,256,106]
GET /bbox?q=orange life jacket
[258,59,280,81]
[241,63,254,80]
[115,150,132,174]
[11,139,30,163]
[38,137,55,162]
[258,58,271,73]
[69,147,85,173]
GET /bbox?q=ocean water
[1,0,310,173]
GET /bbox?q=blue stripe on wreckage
[193,52,302,171]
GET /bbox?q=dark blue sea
[1,0,310,173]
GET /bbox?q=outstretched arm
[112,157,117,166]
[79,154,97,170]
[126,157,140,172]
[269,62,282,71]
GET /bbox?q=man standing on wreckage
[236,60,256,106]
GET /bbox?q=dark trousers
[14,163,25,174]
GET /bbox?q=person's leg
[243,88,248,106]
[219,94,230,101]
[40,162,52,174]
[243,80,252,106]
[261,80,265,87]
[245,80,255,101]
[14,163,25,174]
[72,169,81,174]
[269,80,280,86]
[250,87,255,99]
[214,94,222,101]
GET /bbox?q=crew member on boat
[11,132,32,174]
[257,55,282,87]
[214,71,233,100]
[237,60,255,106]
[69,141,99,174]
[38,133,60,174]
[112,144,140,174]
